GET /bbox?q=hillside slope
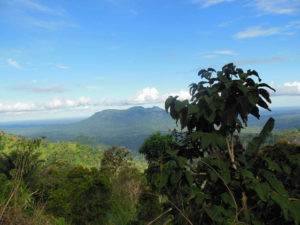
[2,106,176,151]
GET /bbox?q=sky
[0,0,300,122]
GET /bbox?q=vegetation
[138,63,300,224]
[0,63,300,224]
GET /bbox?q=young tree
[140,63,300,225]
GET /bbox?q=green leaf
[253,182,271,202]
[170,170,182,185]
[246,118,275,156]
[265,158,282,172]
[290,200,300,225]
[259,88,271,103]
[221,192,235,207]
[270,193,289,221]
[262,170,288,197]
[158,170,169,189]
[208,168,218,182]
[165,96,175,112]
[174,100,186,112]
[187,104,198,114]
[282,164,291,175]
[240,169,255,179]
[185,171,193,185]
[257,97,270,111]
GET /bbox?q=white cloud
[0,102,39,113]
[248,0,300,15]
[190,0,235,8]
[16,0,66,16]
[275,81,300,95]
[131,87,160,104]
[190,0,300,15]
[163,90,191,101]
[0,88,192,114]
[203,50,238,59]
[234,26,281,39]
[13,85,68,93]
[7,58,22,69]
[233,57,287,66]
[44,97,92,109]
[213,50,238,55]
[56,64,70,70]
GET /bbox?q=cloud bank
[0,88,191,113]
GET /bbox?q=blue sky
[0,0,300,121]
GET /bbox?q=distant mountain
[2,106,300,151]
[1,106,176,151]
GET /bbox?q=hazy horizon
[1,0,300,122]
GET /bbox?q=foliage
[140,63,300,225]
[0,136,59,225]
[46,166,112,225]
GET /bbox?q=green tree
[46,166,112,225]
[140,63,300,225]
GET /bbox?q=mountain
[2,106,300,151]
[1,106,176,151]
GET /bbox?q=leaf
[257,97,270,111]
[240,169,255,179]
[165,96,175,112]
[265,158,282,172]
[259,88,271,103]
[158,170,169,189]
[208,168,218,182]
[174,100,186,112]
[185,171,193,185]
[187,104,198,114]
[198,69,206,76]
[282,164,291,175]
[270,193,289,221]
[290,201,300,225]
[262,170,288,197]
[253,182,271,202]
[170,170,182,185]
[246,118,275,156]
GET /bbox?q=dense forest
[1,64,300,225]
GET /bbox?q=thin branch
[147,208,172,225]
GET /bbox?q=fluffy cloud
[0,88,192,114]
[131,88,160,104]
[7,58,22,69]
[45,97,92,109]
[163,90,191,101]
[274,81,300,95]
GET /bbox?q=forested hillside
[1,106,175,151]
[2,106,300,152]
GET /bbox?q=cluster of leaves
[139,63,300,225]
[165,63,275,157]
